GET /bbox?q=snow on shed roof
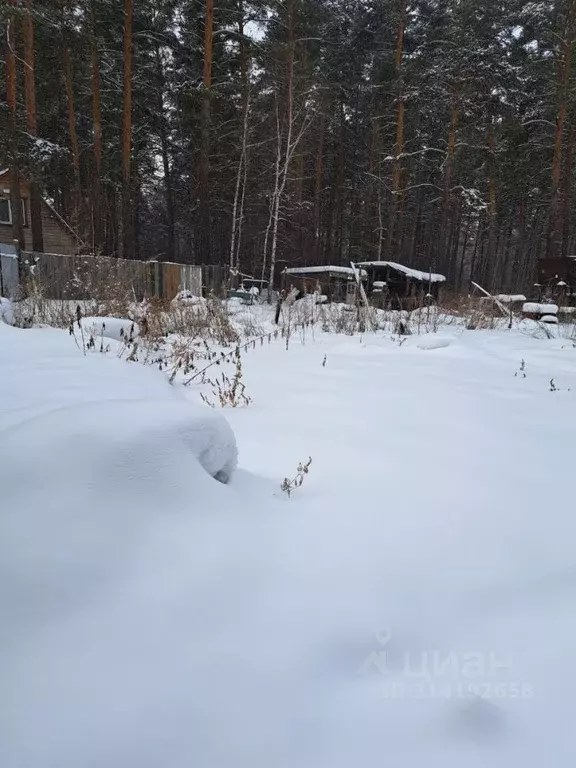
[495,294,526,303]
[284,265,366,277]
[356,261,446,283]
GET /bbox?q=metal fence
[0,250,205,301]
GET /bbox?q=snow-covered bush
[0,297,13,326]
[200,347,251,408]
[171,289,206,307]
[281,457,312,498]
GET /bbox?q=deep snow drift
[2,317,576,767]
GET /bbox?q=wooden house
[282,266,365,303]
[0,169,82,255]
[356,261,446,308]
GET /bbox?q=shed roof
[284,265,366,278]
[357,261,446,283]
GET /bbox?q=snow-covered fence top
[356,261,446,283]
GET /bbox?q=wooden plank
[163,262,180,299]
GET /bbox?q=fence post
[158,261,164,299]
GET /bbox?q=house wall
[0,203,79,255]
[0,175,80,255]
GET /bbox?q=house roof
[357,261,446,283]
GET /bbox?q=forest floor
[1,302,576,767]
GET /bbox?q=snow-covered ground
[2,310,576,767]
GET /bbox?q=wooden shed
[0,169,82,255]
[356,261,446,308]
[282,265,364,303]
[537,257,576,305]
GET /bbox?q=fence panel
[202,264,226,296]
[13,252,208,301]
[0,243,19,298]
[162,262,181,299]
[180,264,202,295]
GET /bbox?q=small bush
[281,457,312,498]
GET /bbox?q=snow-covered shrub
[200,347,251,408]
[171,289,206,307]
[0,297,14,326]
[410,305,441,333]
[281,457,312,498]
[167,297,238,345]
[81,316,139,343]
[318,304,357,335]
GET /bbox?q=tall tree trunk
[387,0,408,257]
[457,214,472,290]
[261,97,283,287]
[268,0,303,297]
[439,95,458,273]
[547,0,576,260]
[314,106,326,258]
[62,39,81,213]
[229,0,249,281]
[335,97,345,262]
[23,0,43,252]
[367,100,381,258]
[486,120,497,282]
[91,0,103,252]
[198,0,214,264]
[154,44,176,262]
[122,0,134,258]
[6,2,25,251]
[561,119,575,259]
[234,0,250,274]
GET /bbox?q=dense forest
[2,0,576,293]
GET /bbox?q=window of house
[0,197,28,226]
[0,198,10,225]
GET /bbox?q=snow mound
[80,316,139,342]
[410,305,440,323]
[172,290,206,307]
[0,322,236,482]
[416,334,452,350]
[522,302,558,315]
[0,297,13,325]
[0,323,243,767]
[0,398,235,605]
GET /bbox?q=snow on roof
[523,302,558,315]
[495,294,526,303]
[284,265,366,277]
[356,261,446,283]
